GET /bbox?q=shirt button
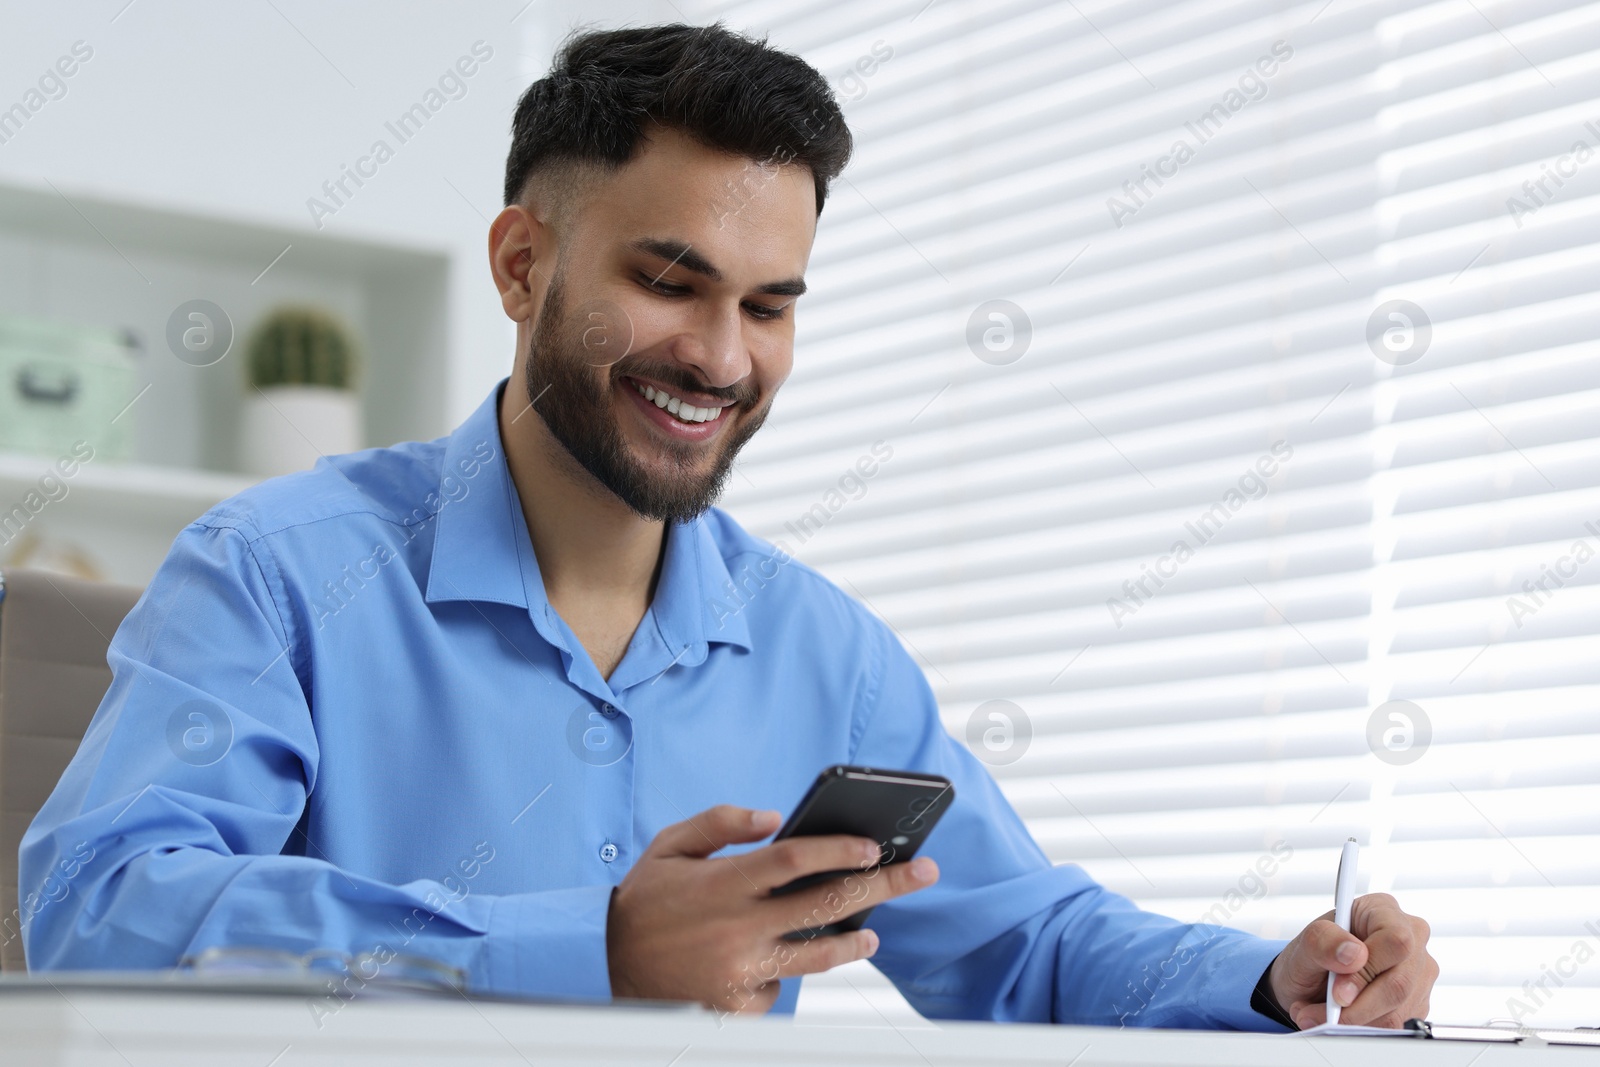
[600,703,619,719]
[599,842,619,863]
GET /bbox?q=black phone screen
[767,764,954,939]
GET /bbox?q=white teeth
[633,381,724,425]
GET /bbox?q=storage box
[0,314,138,462]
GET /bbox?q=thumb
[648,804,781,859]
[1287,917,1367,992]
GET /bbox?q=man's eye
[639,273,689,296]
[638,273,786,320]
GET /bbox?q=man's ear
[488,204,552,323]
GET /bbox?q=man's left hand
[1267,893,1439,1030]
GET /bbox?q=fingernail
[910,857,936,882]
[1335,980,1356,1006]
[862,842,882,866]
[862,929,879,955]
[1336,941,1360,965]
[752,809,779,828]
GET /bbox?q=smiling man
[22,24,1437,1029]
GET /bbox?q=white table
[0,975,1587,1066]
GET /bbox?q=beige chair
[0,567,141,972]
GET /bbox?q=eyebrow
[627,237,807,298]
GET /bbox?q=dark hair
[503,23,851,216]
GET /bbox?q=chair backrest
[0,567,141,972]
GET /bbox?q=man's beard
[522,267,769,524]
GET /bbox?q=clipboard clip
[1405,1018,1600,1046]
[1405,1019,1524,1043]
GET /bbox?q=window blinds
[692,0,1600,1028]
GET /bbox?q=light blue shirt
[21,380,1288,1028]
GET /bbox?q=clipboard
[1297,1018,1600,1047]
[1406,1019,1600,1047]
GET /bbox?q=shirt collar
[423,380,753,656]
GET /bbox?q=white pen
[1326,836,1359,1026]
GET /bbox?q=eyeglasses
[177,945,466,994]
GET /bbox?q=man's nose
[673,303,751,391]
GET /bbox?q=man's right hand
[605,803,940,1015]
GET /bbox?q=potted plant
[239,307,362,477]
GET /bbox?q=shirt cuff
[1189,933,1293,1032]
[479,885,614,1001]
[1250,952,1298,1030]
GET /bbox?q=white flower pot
[240,385,363,478]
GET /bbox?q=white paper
[1295,1022,1417,1038]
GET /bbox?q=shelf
[0,178,453,472]
[0,450,254,526]
[1,449,256,584]
[0,177,456,585]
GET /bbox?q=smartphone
[767,764,954,939]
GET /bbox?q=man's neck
[497,382,665,674]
